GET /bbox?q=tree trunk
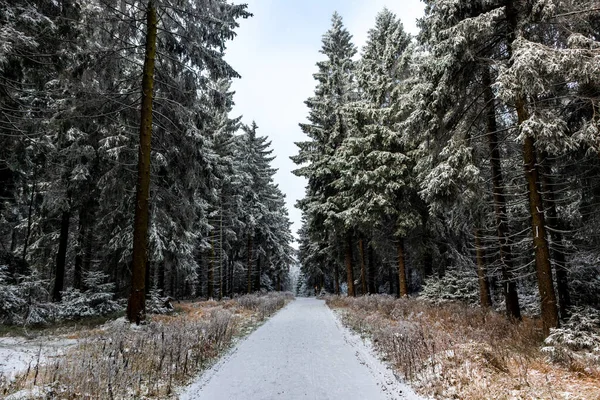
[334,261,340,295]
[505,0,558,337]
[127,0,157,324]
[359,238,367,295]
[483,67,521,319]
[247,233,253,293]
[522,131,559,334]
[397,238,408,297]
[345,233,355,297]
[219,203,224,300]
[22,179,36,264]
[474,228,492,308]
[367,242,376,294]
[73,208,86,290]
[539,152,570,318]
[52,210,70,302]
[388,265,395,295]
[208,244,214,299]
[255,245,261,291]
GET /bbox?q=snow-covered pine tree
[331,8,419,297]
[412,0,526,319]
[292,12,358,296]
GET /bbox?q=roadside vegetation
[328,295,600,400]
[1,292,293,399]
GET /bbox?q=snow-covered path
[180,297,421,400]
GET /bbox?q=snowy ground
[180,297,422,400]
[0,336,77,380]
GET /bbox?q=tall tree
[292,12,357,295]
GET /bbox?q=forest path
[180,297,421,400]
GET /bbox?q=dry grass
[327,295,600,400]
[1,292,293,399]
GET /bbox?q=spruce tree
[292,12,357,295]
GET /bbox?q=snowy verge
[328,307,425,400]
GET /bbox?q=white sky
[224,0,425,244]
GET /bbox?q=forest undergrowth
[1,292,293,399]
[327,295,600,400]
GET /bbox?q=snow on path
[180,297,422,400]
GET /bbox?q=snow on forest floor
[0,292,293,399]
[180,297,422,400]
[0,336,77,380]
[327,295,600,400]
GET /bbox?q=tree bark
[506,0,558,337]
[247,233,253,293]
[52,210,71,302]
[208,244,214,299]
[539,152,570,319]
[345,233,355,297]
[127,0,157,324]
[334,261,340,295]
[483,67,521,319]
[255,244,261,291]
[22,179,36,264]
[73,208,86,290]
[359,238,367,295]
[474,228,492,308]
[397,238,408,297]
[367,242,376,293]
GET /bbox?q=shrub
[419,268,479,304]
[57,271,121,321]
[543,306,600,370]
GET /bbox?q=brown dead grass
[1,292,293,399]
[327,295,600,400]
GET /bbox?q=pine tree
[331,8,418,297]
[292,12,357,296]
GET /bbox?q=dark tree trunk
[540,153,570,318]
[367,242,376,294]
[208,246,214,299]
[334,262,340,295]
[22,179,36,264]
[52,210,71,302]
[397,238,408,297]
[522,132,559,334]
[474,228,492,308]
[255,246,261,292]
[247,233,253,293]
[359,238,367,295]
[345,233,355,297]
[483,67,521,319]
[73,208,86,290]
[127,0,157,324]
[506,0,558,337]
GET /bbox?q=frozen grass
[0,292,293,399]
[327,295,600,400]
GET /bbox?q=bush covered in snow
[57,271,122,321]
[0,265,55,326]
[543,306,600,368]
[58,271,122,320]
[419,268,479,304]
[146,287,173,315]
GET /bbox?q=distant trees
[293,4,600,337]
[0,0,294,325]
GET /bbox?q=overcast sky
[224,0,425,244]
